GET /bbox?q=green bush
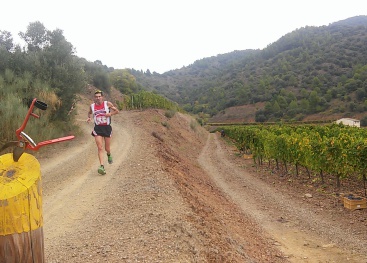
[164,110,176,118]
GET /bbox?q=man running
[87,90,119,175]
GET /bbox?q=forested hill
[130,15,367,123]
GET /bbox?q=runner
[87,90,119,175]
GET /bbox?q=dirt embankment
[35,96,366,262]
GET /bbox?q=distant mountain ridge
[330,15,367,26]
[131,16,367,123]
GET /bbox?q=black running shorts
[92,125,112,137]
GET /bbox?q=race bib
[95,114,108,125]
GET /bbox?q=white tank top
[91,101,110,125]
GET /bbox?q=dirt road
[37,97,366,262]
[199,134,367,263]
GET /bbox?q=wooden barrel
[0,153,44,263]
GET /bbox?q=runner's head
[94,90,104,104]
[94,90,103,96]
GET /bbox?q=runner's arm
[107,101,119,117]
[87,106,92,123]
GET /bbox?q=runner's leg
[104,137,111,155]
[94,135,105,165]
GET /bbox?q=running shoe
[107,154,113,164]
[98,165,106,175]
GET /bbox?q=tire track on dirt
[41,113,132,241]
[198,132,367,263]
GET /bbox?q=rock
[322,243,336,248]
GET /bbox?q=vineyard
[218,123,367,194]
[117,91,182,112]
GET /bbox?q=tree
[0,31,15,73]
[255,109,267,122]
[360,116,367,127]
[300,88,309,99]
[312,76,321,89]
[264,101,272,114]
[300,99,310,114]
[356,88,366,101]
[93,71,110,90]
[109,69,138,95]
[309,91,320,113]
[19,21,49,51]
[273,101,281,112]
[47,38,84,120]
[0,30,14,51]
[276,95,288,109]
[26,25,85,120]
[288,100,299,117]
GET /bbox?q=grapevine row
[219,123,367,189]
[117,91,181,112]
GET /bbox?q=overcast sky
[1,1,366,73]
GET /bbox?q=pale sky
[1,1,366,73]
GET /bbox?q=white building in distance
[335,118,360,127]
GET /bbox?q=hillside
[131,15,367,123]
[31,94,367,262]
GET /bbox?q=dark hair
[94,90,103,96]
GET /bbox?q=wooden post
[0,153,44,263]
